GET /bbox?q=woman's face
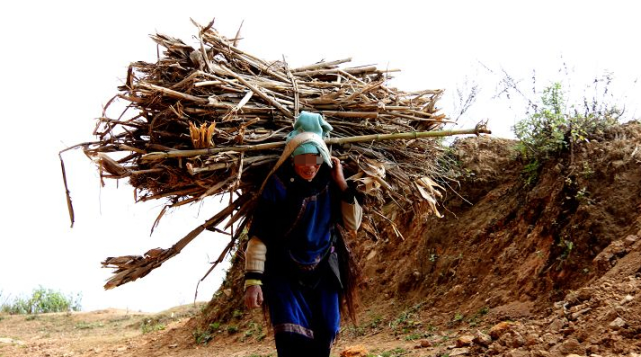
[293,154,322,181]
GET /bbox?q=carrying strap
[257,132,332,195]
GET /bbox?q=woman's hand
[330,156,348,191]
[244,285,264,309]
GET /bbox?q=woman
[244,111,362,357]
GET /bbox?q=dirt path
[2,266,640,357]
[0,306,431,357]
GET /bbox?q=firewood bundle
[61,19,489,289]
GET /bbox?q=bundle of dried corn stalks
[60,19,489,290]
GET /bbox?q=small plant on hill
[556,237,575,269]
[193,327,214,345]
[232,309,242,317]
[343,324,367,338]
[368,347,409,357]
[481,62,626,186]
[1,286,82,314]
[141,317,166,334]
[368,313,384,329]
[465,306,490,327]
[514,82,568,158]
[240,321,266,342]
[510,78,622,188]
[389,303,424,335]
[514,81,621,160]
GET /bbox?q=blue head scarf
[285,111,333,165]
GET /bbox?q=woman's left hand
[330,156,348,191]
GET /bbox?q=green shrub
[514,81,621,160]
[141,321,166,334]
[514,83,567,158]
[193,327,213,344]
[376,347,408,357]
[0,286,82,314]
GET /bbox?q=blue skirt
[263,270,340,347]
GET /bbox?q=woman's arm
[244,236,266,283]
[341,199,362,231]
[244,236,266,309]
[330,157,363,231]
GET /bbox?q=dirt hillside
[2,122,640,357]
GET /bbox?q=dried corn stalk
[61,19,490,289]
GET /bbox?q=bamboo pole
[323,127,490,144]
[321,111,379,119]
[141,126,492,161]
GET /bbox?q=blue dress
[249,163,347,350]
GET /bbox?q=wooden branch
[141,126,491,161]
[102,193,253,289]
[59,154,75,228]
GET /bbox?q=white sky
[0,0,638,312]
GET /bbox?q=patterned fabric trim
[273,323,315,339]
[287,244,331,272]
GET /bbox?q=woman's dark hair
[335,225,361,324]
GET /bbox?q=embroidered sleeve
[245,236,266,274]
[244,236,266,289]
